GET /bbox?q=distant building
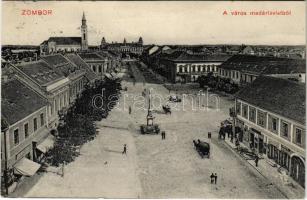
[1,78,50,186]
[159,51,230,83]
[78,53,109,78]
[40,13,88,55]
[218,55,306,85]
[234,76,305,187]
[240,46,255,55]
[100,37,144,55]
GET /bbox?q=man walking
[210,173,215,184]
[129,106,132,115]
[214,173,217,184]
[122,144,127,155]
[255,155,259,167]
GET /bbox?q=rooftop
[2,78,47,125]
[78,53,105,61]
[219,55,306,75]
[235,76,305,124]
[41,54,79,77]
[162,51,231,62]
[42,37,81,46]
[65,53,98,81]
[15,60,65,86]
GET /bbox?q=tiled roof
[235,76,305,124]
[41,54,79,77]
[96,51,110,59]
[106,43,142,47]
[2,78,47,125]
[78,53,105,61]
[41,54,70,66]
[163,51,231,62]
[219,55,306,75]
[15,60,65,86]
[65,53,98,81]
[45,37,81,45]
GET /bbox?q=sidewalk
[223,138,305,199]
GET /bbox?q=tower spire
[81,12,88,51]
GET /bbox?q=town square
[1,1,306,199]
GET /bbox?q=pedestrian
[255,155,259,167]
[61,161,65,177]
[129,106,132,115]
[122,144,127,155]
[214,173,217,184]
[210,173,215,184]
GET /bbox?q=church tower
[81,12,88,51]
[138,37,143,45]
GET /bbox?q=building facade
[78,53,108,78]
[9,60,70,129]
[1,78,50,190]
[100,37,144,55]
[159,51,230,83]
[41,54,87,104]
[234,76,305,187]
[40,13,88,55]
[218,55,306,86]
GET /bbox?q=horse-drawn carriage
[162,105,171,114]
[193,139,210,158]
[169,95,181,102]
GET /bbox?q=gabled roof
[219,55,306,75]
[65,53,98,81]
[15,60,65,86]
[163,51,231,62]
[43,37,81,46]
[78,52,105,61]
[2,78,47,125]
[41,54,79,77]
[41,54,70,66]
[235,76,305,124]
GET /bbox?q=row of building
[144,46,306,188]
[144,47,306,84]
[234,76,305,188]
[1,51,121,193]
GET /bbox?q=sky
[2,1,306,46]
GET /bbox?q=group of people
[210,173,218,184]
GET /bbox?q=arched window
[93,65,96,72]
[98,65,102,73]
[179,66,183,73]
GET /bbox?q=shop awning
[36,135,55,154]
[14,158,41,176]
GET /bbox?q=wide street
[24,61,286,198]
